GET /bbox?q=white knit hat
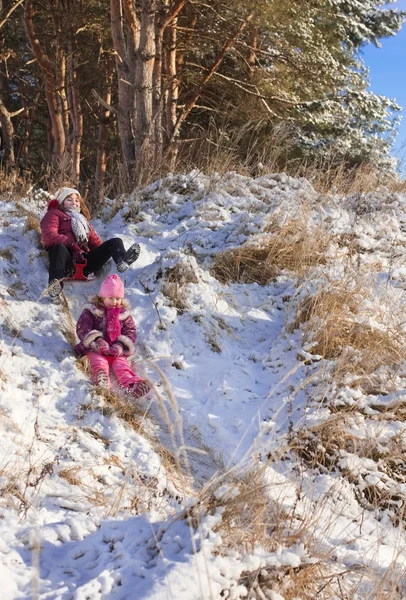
[55,187,80,206]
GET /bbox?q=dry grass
[24,213,42,238]
[290,414,406,530]
[193,467,364,599]
[302,161,396,195]
[0,167,32,198]
[291,278,406,389]
[174,120,405,198]
[291,415,358,471]
[161,262,199,313]
[237,561,347,600]
[59,466,83,486]
[13,203,43,246]
[212,218,330,284]
[201,475,272,552]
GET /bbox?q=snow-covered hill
[2,171,406,599]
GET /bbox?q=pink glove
[91,338,110,355]
[109,343,123,358]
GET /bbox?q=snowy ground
[2,171,406,598]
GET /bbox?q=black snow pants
[47,238,126,283]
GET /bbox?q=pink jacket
[75,301,137,357]
[41,200,102,251]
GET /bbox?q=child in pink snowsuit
[75,274,150,399]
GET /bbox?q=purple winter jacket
[75,301,136,357]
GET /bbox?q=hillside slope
[1,172,406,598]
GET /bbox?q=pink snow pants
[87,352,144,389]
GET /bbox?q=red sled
[66,259,96,281]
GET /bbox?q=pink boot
[128,379,151,400]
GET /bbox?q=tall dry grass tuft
[14,203,43,247]
[200,473,272,552]
[195,467,357,599]
[291,278,406,388]
[0,167,33,199]
[212,217,330,284]
[291,415,358,471]
[237,561,344,600]
[300,160,396,195]
[161,262,199,313]
[173,119,403,197]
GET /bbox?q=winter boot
[95,370,110,389]
[48,279,63,304]
[117,243,141,273]
[128,379,151,400]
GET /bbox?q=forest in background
[1,0,406,204]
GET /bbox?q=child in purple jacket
[75,274,150,400]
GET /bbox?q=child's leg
[84,239,126,275]
[111,356,143,387]
[111,357,151,399]
[87,352,111,387]
[48,243,73,283]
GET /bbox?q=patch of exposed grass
[212,218,330,284]
[291,276,406,392]
[161,262,199,313]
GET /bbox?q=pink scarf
[105,307,121,344]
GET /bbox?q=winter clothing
[87,353,145,389]
[117,243,141,273]
[65,208,91,245]
[55,187,80,206]
[75,292,151,398]
[41,198,140,292]
[109,343,123,358]
[100,274,125,298]
[41,200,101,252]
[92,338,110,355]
[75,300,136,357]
[48,279,63,304]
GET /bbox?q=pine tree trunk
[110,0,138,180]
[67,40,83,185]
[164,17,179,168]
[133,0,157,184]
[95,72,114,205]
[0,97,15,167]
[24,0,66,163]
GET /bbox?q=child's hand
[91,338,110,355]
[71,242,82,254]
[71,242,86,264]
[109,343,123,358]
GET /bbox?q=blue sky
[361,1,406,158]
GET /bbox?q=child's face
[63,193,81,211]
[102,296,122,308]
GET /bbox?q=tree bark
[133,0,157,184]
[110,0,138,179]
[0,97,15,166]
[95,71,114,205]
[24,0,66,163]
[67,38,83,184]
[170,13,254,143]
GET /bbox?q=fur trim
[83,330,103,348]
[119,310,131,320]
[117,334,136,355]
[47,199,60,210]
[83,301,130,319]
[83,303,105,317]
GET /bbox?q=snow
[2,171,406,597]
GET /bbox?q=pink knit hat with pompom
[99,274,124,298]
